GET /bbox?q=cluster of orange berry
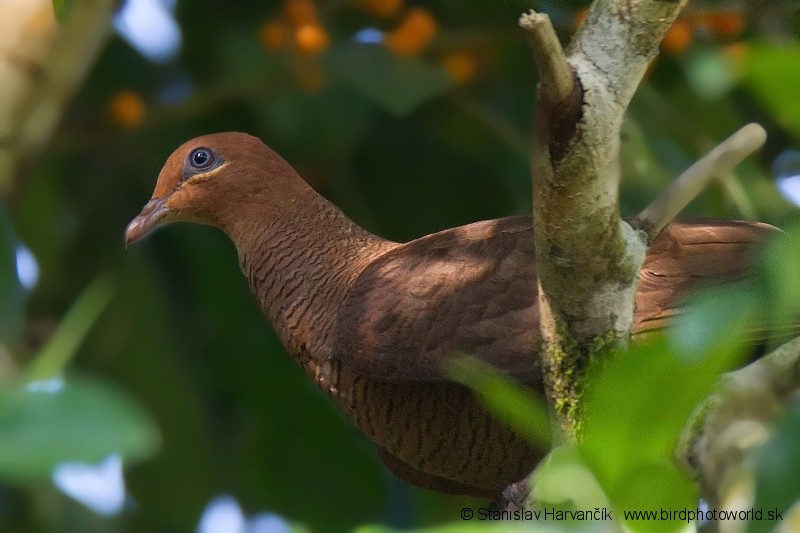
[362,0,477,83]
[662,11,745,55]
[258,0,477,87]
[258,0,330,90]
[259,0,329,55]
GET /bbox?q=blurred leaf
[0,203,25,342]
[532,446,608,509]
[51,0,74,23]
[327,43,455,116]
[26,276,114,381]
[667,282,758,362]
[581,328,747,527]
[613,461,696,533]
[0,374,159,481]
[749,401,800,533]
[741,44,800,139]
[445,355,550,448]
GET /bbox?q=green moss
[544,321,621,442]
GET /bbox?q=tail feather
[634,220,778,334]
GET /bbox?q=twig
[634,86,757,220]
[678,336,800,506]
[633,123,767,242]
[518,11,573,105]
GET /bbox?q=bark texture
[523,0,689,439]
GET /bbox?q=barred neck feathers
[228,188,397,376]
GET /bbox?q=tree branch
[633,124,767,242]
[519,12,573,106]
[526,0,688,438]
[678,337,800,508]
[512,0,788,517]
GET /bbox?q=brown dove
[125,132,776,498]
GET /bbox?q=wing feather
[334,217,776,382]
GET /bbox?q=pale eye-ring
[189,147,215,170]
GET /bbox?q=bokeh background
[3,0,800,531]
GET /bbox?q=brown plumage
[125,132,777,498]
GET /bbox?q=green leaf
[444,355,550,448]
[613,461,696,533]
[748,402,800,533]
[26,276,114,381]
[327,43,455,116]
[51,0,74,23]
[741,44,800,139]
[580,330,746,520]
[0,374,160,481]
[532,446,608,509]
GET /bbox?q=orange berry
[441,52,476,83]
[283,0,316,26]
[709,12,744,38]
[295,23,329,54]
[385,7,437,56]
[662,19,692,55]
[363,0,402,19]
[573,8,588,32]
[259,21,287,49]
[108,90,144,128]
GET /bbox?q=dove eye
[181,147,223,181]
[189,148,215,170]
